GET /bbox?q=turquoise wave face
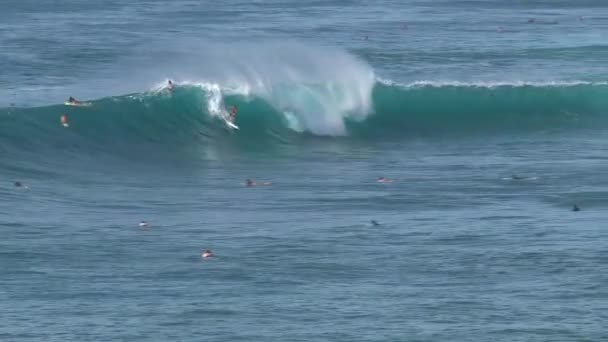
[2,81,607,155]
[355,81,608,136]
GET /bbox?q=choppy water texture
[1,1,608,341]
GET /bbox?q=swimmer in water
[201,249,214,258]
[371,220,380,226]
[511,174,525,180]
[527,18,536,23]
[377,177,394,183]
[139,221,149,227]
[572,204,580,212]
[60,114,69,127]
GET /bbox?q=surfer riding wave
[228,105,238,123]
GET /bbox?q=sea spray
[151,42,376,135]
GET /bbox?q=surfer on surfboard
[246,179,271,187]
[229,105,238,122]
[221,105,240,130]
[67,97,80,105]
[65,97,91,107]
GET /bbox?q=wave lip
[188,42,377,136]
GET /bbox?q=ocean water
[1,1,608,341]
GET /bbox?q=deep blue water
[1,1,608,341]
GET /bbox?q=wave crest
[2,77,608,155]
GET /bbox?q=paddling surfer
[246,179,271,187]
[67,96,80,105]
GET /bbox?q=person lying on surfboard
[246,179,271,187]
[67,96,80,105]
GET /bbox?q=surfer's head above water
[14,181,22,187]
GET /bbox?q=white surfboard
[64,102,92,107]
[225,119,239,130]
[226,121,240,131]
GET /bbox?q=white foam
[199,83,225,118]
[376,77,608,89]
[156,42,376,136]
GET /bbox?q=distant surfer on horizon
[167,80,174,91]
[246,179,271,187]
[14,181,28,189]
